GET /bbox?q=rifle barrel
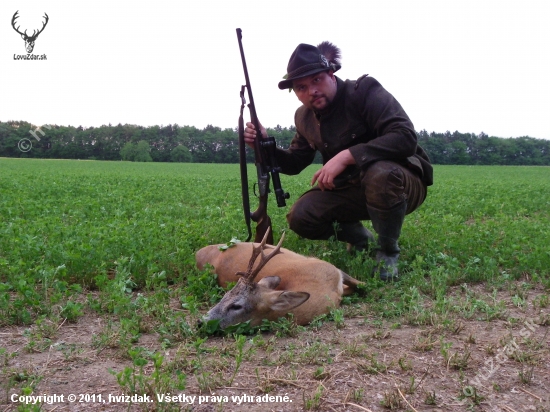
[236,28,289,244]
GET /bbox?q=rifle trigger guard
[253,182,258,198]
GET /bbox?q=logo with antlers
[11,11,49,54]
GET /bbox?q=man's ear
[269,291,310,312]
[257,276,281,290]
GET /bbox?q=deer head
[201,230,310,329]
[12,11,49,54]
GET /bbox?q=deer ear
[257,276,281,289]
[269,291,310,312]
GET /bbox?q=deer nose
[196,319,203,328]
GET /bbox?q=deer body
[196,232,362,328]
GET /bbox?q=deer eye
[227,303,243,312]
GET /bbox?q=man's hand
[311,149,356,191]
[243,121,267,149]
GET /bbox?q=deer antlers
[11,11,25,37]
[237,229,285,283]
[11,11,49,40]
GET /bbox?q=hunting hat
[278,41,341,90]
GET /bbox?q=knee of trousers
[362,161,407,210]
[286,202,333,240]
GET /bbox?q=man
[244,41,433,281]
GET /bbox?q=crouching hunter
[243,41,433,281]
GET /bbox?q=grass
[0,158,549,409]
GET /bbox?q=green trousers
[286,160,427,240]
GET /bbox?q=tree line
[1,121,549,165]
[417,130,550,165]
[0,121,297,164]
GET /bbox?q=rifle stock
[236,28,289,244]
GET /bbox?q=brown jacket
[274,76,433,186]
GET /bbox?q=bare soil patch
[1,283,549,412]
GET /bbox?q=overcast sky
[1,0,549,139]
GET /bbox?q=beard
[310,95,330,110]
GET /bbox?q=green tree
[134,140,153,162]
[120,142,137,161]
[170,145,192,162]
[450,141,469,164]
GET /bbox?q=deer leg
[340,270,364,296]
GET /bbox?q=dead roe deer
[196,230,362,329]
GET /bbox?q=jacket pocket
[338,123,367,148]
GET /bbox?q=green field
[1,158,549,410]
[1,159,549,324]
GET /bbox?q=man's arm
[310,149,355,191]
[347,77,418,170]
[244,122,316,176]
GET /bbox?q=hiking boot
[336,221,375,254]
[368,202,407,282]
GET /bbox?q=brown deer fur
[196,236,362,328]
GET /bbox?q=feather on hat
[278,41,341,90]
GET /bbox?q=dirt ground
[1,284,549,412]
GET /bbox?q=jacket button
[324,143,328,148]
[361,156,367,161]
[351,134,356,139]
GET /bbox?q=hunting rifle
[237,28,289,244]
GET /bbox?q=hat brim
[278,64,341,90]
